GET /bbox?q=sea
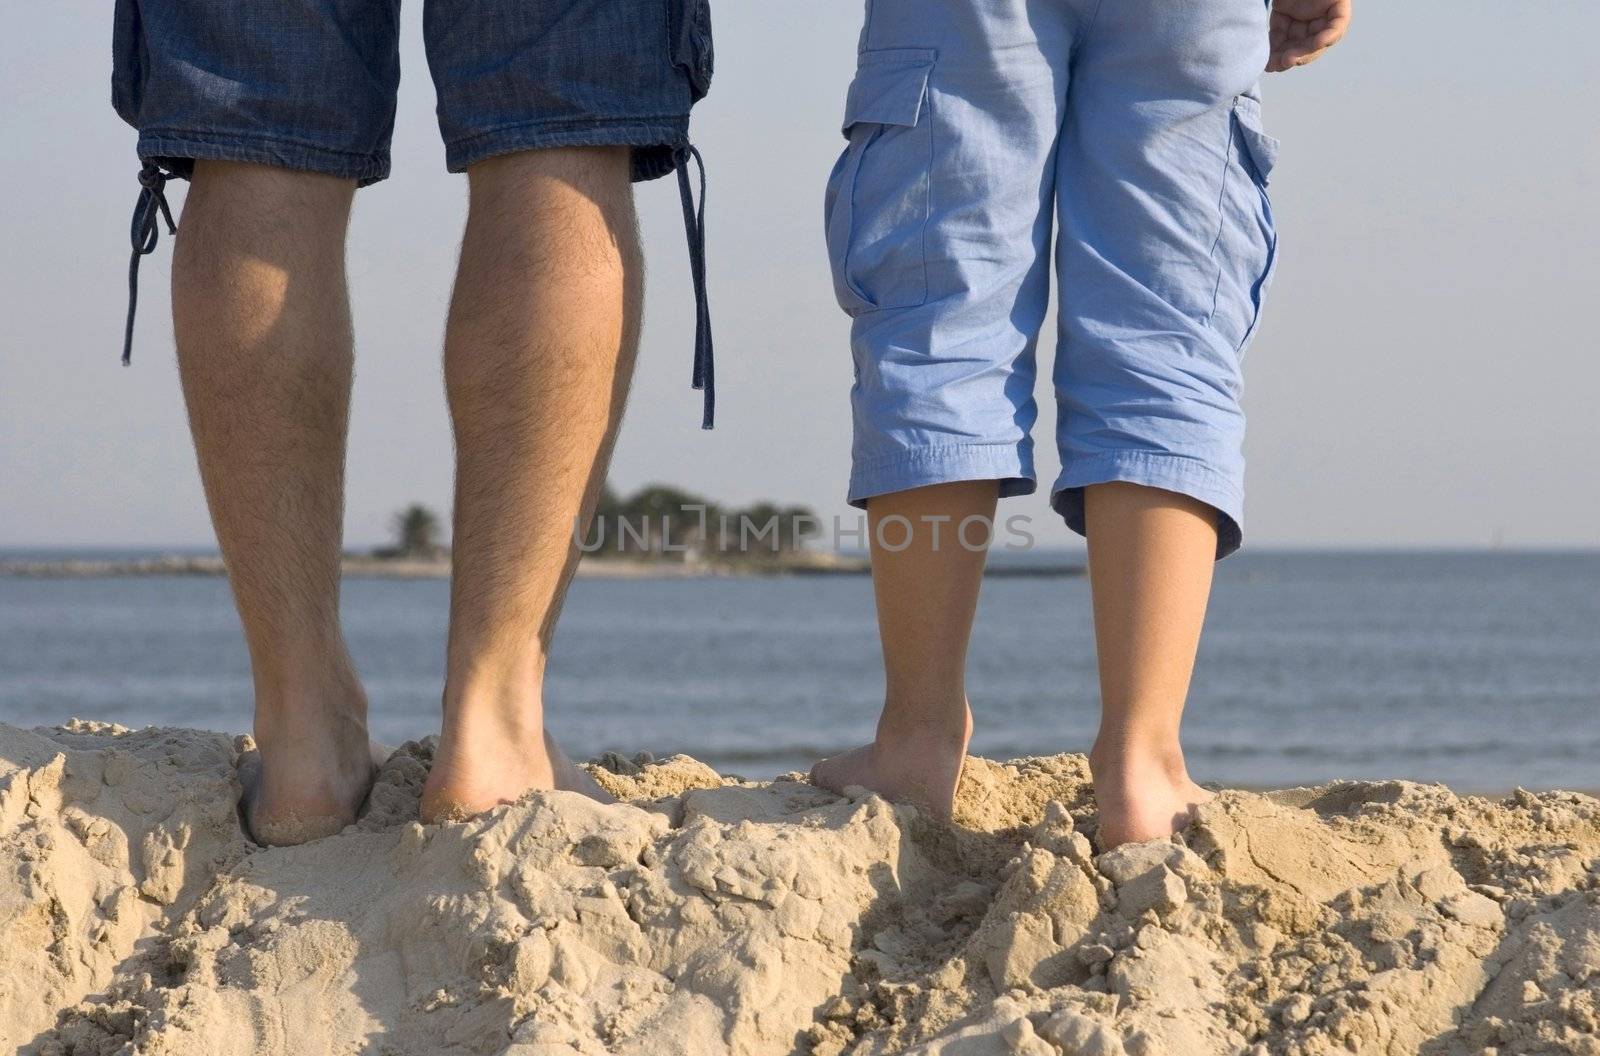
[1,550,1596,793]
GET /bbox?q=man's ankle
[444,645,546,707]
[440,671,547,743]
[876,697,973,747]
[253,663,366,724]
[250,633,360,695]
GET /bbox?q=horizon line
[3,542,1598,556]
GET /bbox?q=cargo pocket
[1212,94,1280,351]
[669,0,713,103]
[823,49,935,317]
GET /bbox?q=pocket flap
[1232,98,1280,184]
[842,49,936,135]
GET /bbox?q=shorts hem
[137,131,390,185]
[848,443,1036,508]
[1050,452,1244,560]
[444,116,692,182]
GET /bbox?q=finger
[1270,13,1304,39]
[1301,22,1347,51]
[1287,44,1331,68]
[1269,41,1327,72]
[1279,18,1347,68]
[1319,5,1354,44]
[1282,30,1340,65]
[1266,46,1292,73]
[1271,0,1330,19]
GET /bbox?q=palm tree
[392,504,442,558]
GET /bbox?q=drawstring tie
[123,162,177,366]
[117,155,712,423]
[674,145,714,429]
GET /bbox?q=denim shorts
[825,0,1280,557]
[112,0,720,426]
[112,0,712,183]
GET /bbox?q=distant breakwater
[0,553,1083,579]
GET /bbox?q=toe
[808,755,844,794]
[809,745,869,795]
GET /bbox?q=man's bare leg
[173,161,375,846]
[810,481,996,822]
[418,147,639,822]
[1084,482,1217,849]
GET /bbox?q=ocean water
[1,551,1596,793]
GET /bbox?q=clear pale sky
[2,2,1596,550]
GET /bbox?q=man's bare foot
[1089,742,1215,850]
[810,706,972,823]
[419,709,614,823]
[238,686,382,847]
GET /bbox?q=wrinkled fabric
[110,0,718,423]
[112,0,712,182]
[826,0,1280,557]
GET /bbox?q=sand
[2,722,1597,1056]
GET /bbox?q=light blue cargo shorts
[825,0,1280,557]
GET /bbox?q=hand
[1268,0,1352,72]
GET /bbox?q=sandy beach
[2,721,1598,1056]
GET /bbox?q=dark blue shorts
[112,0,720,428]
[111,0,713,184]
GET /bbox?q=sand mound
[2,722,1598,1055]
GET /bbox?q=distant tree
[594,483,623,522]
[583,485,821,559]
[731,502,783,554]
[618,485,712,553]
[580,484,624,551]
[781,505,822,551]
[392,504,443,558]
[622,485,708,520]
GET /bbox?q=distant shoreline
[0,552,1088,580]
[0,553,863,580]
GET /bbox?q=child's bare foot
[239,682,381,847]
[420,707,614,823]
[1088,741,1214,850]
[810,705,972,823]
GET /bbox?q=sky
[2,2,1597,551]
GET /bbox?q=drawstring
[117,154,711,423]
[674,145,714,429]
[123,162,177,366]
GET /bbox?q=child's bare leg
[1083,482,1217,848]
[810,481,997,821]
